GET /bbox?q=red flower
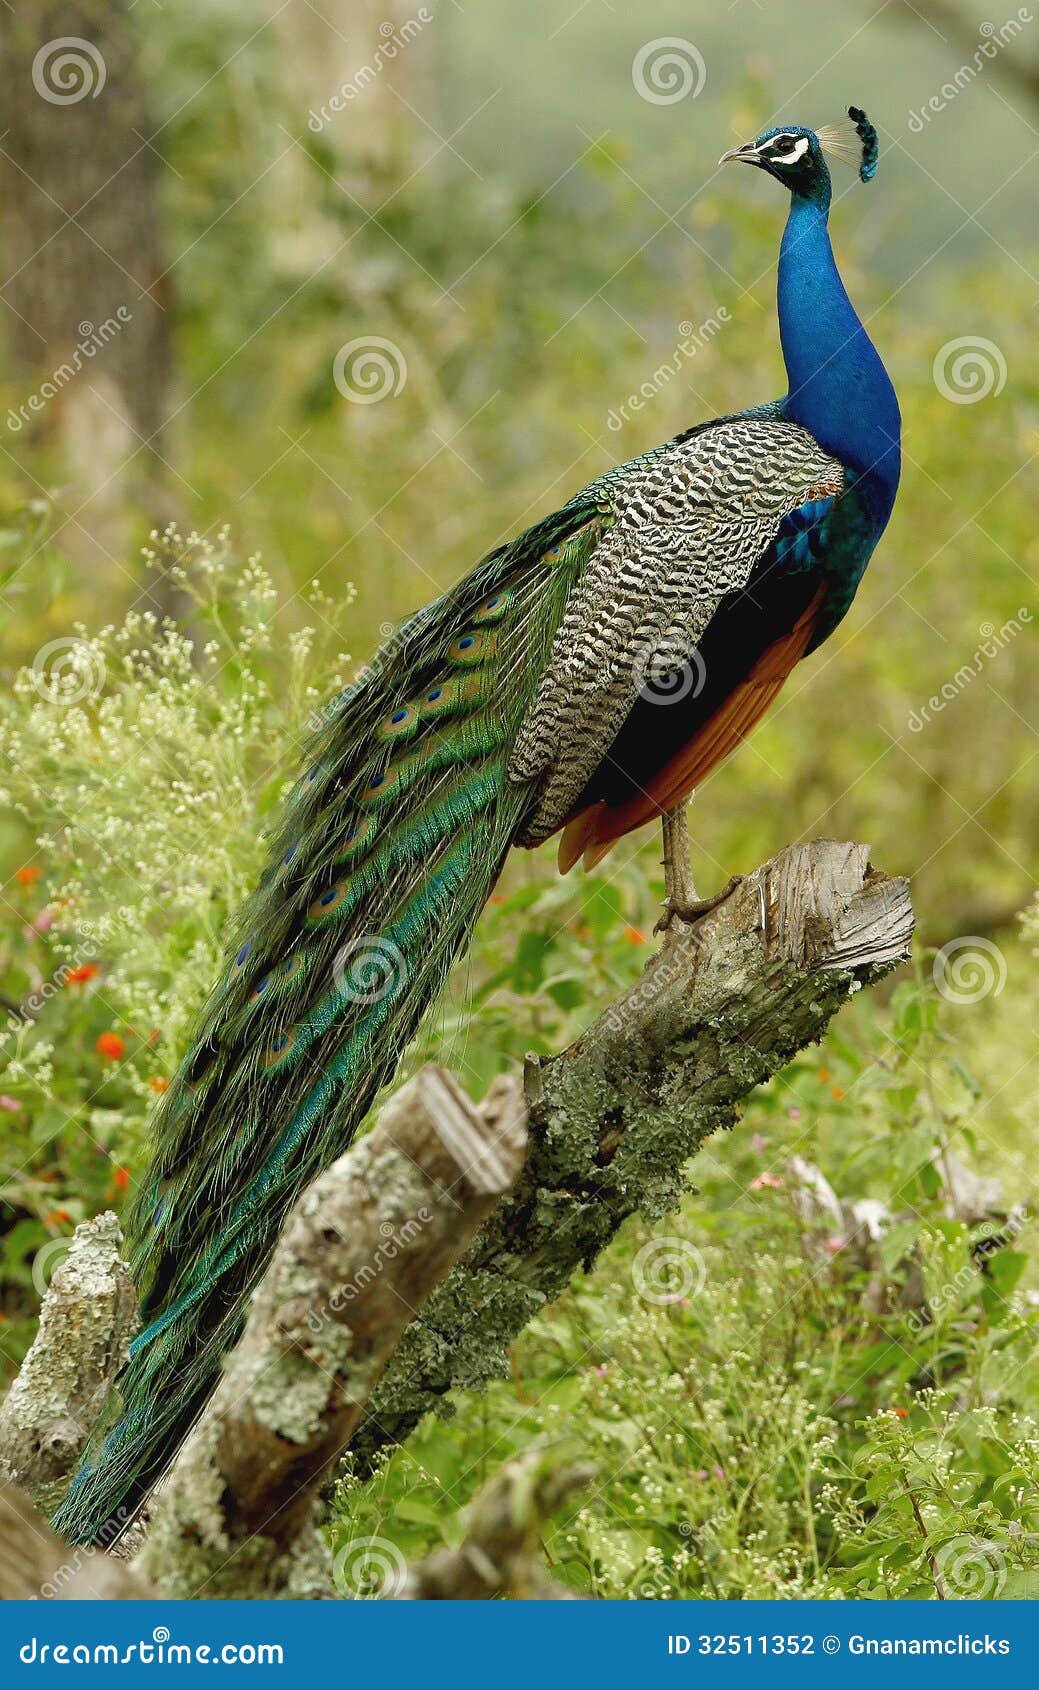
[67,963,100,985]
[46,1208,71,1225]
[624,925,646,944]
[112,1166,130,1193]
[893,1406,909,1419]
[149,1076,169,1093]
[15,865,41,886]
[96,1031,126,1061]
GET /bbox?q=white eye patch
[770,135,810,166]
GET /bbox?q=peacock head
[720,108,878,207]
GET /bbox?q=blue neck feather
[778,187,900,526]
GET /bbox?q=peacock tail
[51,493,610,1545]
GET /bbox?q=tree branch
[133,1066,527,1598]
[351,840,912,1467]
[0,1212,137,1517]
[0,1479,153,1601]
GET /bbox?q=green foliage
[0,533,353,1370]
[335,955,1039,1599]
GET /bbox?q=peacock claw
[654,874,743,935]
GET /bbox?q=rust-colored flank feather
[558,588,825,873]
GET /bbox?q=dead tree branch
[6,839,912,1599]
[351,840,912,1468]
[0,1479,153,1601]
[132,1066,527,1598]
[0,1213,137,1517]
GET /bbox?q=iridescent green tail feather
[51,500,606,1544]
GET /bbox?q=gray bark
[0,1211,137,1518]
[0,1478,153,1600]
[132,1065,527,1599]
[351,840,913,1468]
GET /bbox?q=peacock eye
[773,136,795,155]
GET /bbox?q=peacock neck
[778,193,900,526]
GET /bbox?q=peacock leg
[655,800,742,933]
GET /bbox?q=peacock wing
[508,415,845,846]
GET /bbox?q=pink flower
[713,1464,726,1483]
[751,1132,771,1154]
[0,1095,21,1113]
[787,1106,801,1121]
[23,906,55,940]
[824,1236,846,1255]
[592,1363,610,1377]
[748,1172,784,1191]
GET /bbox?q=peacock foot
[653,874,743,935]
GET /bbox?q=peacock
[53,107,900,1544]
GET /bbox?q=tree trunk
[0,1,174,577]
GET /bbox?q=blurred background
[2,0,1036,930]
[1,1,1038,1596]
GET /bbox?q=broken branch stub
[133,1064,527,1597]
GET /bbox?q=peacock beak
[719,142,762,166]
